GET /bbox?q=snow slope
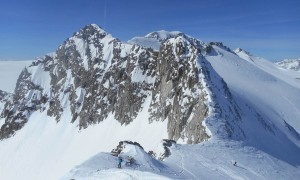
[0,96,169,180]
[205,46,300,165]
[230,48,300,132]
[235,49,300,89]
[62,143,181,180]
[164,140,300,179]
[0,60,32,92]
[63,139,300,180]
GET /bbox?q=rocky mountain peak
[233,47,255,62]
[234,48,251,56]
[73,24,108,39]
[61,23,116,58]
[0,24,244,143]
[208,42,233,53]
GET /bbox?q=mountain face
[0,24,243,143]
[0,90,11,114]
[1,24,300,180]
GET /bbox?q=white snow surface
[0,60,32,92]
[165,140,300,179]
[231,47,300,131]
[62,139,300,180]
[235,49,300,89]
[62,143,179,180]
[276,58,300,72]
[0,96,169,180]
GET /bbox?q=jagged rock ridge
[0,24,243,143]
[0,90,11,113]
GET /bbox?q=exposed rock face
[149,36,210,143]
[111,141,144,156]
[157,139,177,160]
[0,90,11,103]
[0,68,47,139]
[0,24,243,142]
[44,25,157,127]
[0,90,12,114]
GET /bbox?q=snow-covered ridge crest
[62,141,183,179]
[234,47,251,55]
[234,47,254,62]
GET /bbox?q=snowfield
[209,47,300,133]
[62,139,300,180]
[0,97,170,180]
[62,143,179,180]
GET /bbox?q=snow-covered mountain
[276,58,300,71]
[64,140,300,180]
[0,90,12,122]
[0,24,299,180]
[128,30,183,51]
[0,24,242,143]
[0,60,32,134]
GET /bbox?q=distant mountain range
[276,58,300,71]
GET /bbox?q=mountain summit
[0,24,243,143]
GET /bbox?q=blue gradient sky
[0,0,299,61]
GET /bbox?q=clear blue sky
[0,0,299,61]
